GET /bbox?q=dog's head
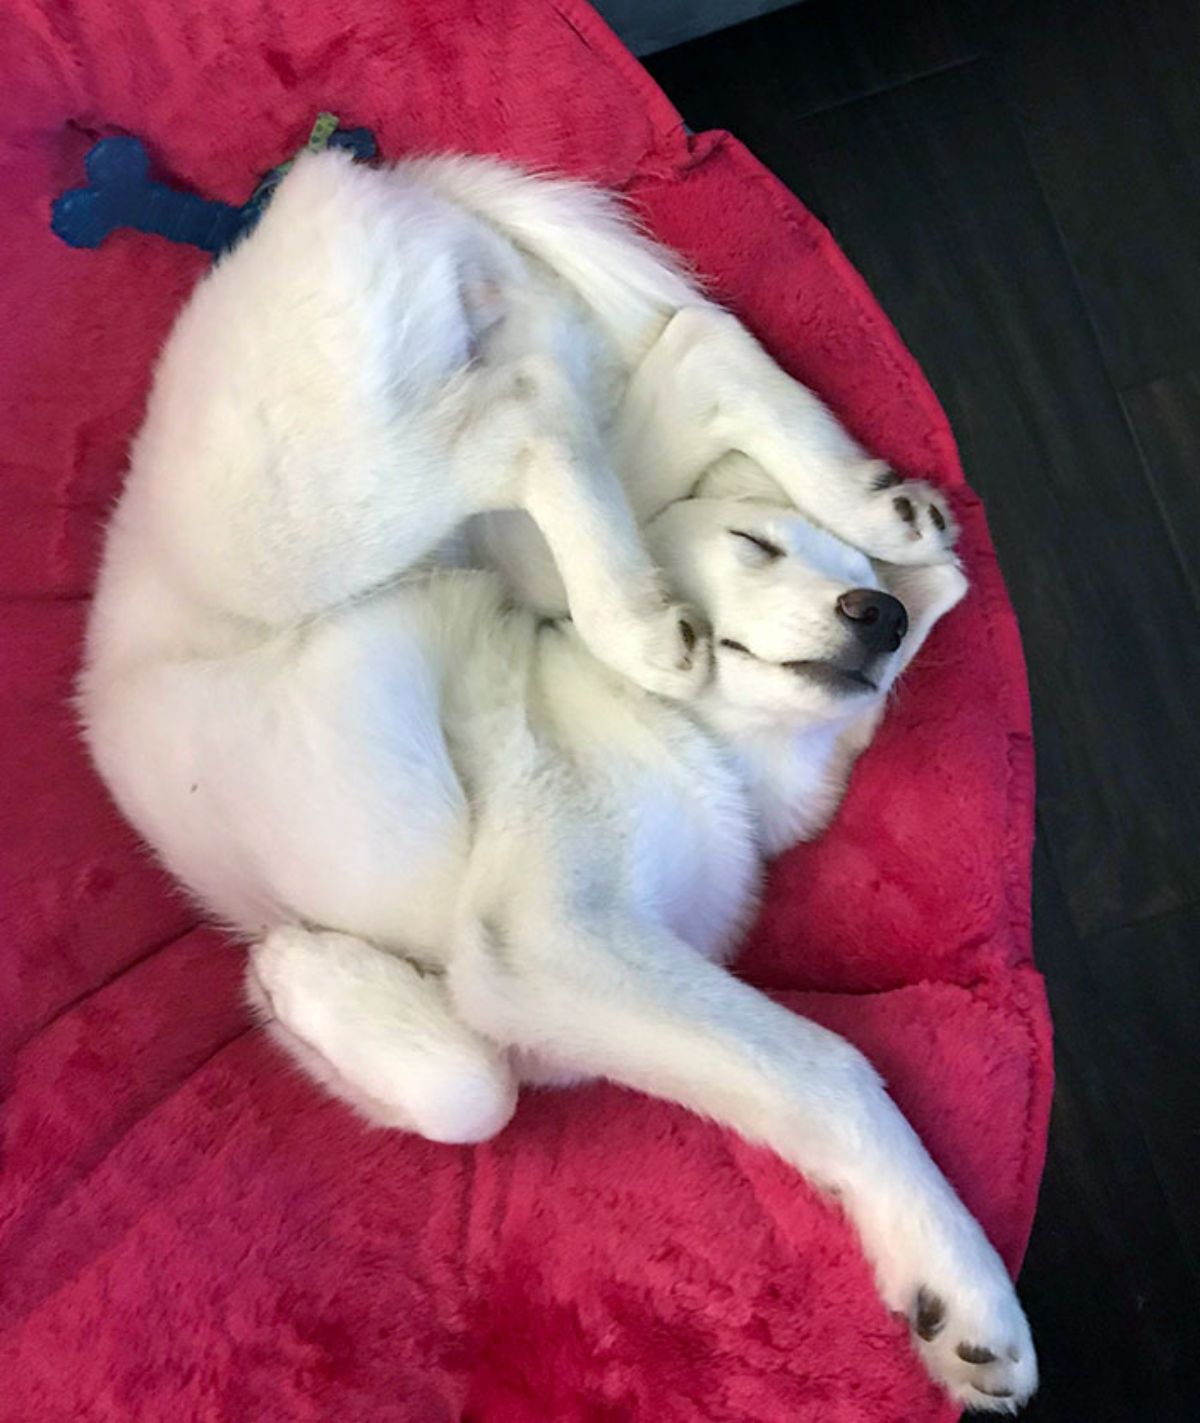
[647,496,967,735]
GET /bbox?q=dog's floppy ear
[811,560,968,843]
[877,560,968,680]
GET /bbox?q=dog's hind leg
[122,151,518,631]
[450,910,1036,1412]
[248,927,516,1143]
[128,151,704,693]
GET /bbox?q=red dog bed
[0,1,1051,1418]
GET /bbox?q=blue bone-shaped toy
[52,114,377,257]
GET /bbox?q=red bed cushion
[0,1,1052,1418]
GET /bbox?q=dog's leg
[134,152,705,694]
[248,927,516,1143]
[451,912,1036,1411]
[129,152,704,696]
[616,305,958,565]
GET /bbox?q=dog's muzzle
[836,589,908,656]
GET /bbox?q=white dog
[79,150,1036,1410]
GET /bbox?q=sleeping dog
[79,150,1036,1411]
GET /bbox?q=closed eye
[729,529,786,561]
[719,638,752,654]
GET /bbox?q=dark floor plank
[991,0,1200,389]
[1084,902,1200,1286]
[646,0,981,123]
[1123,369,1200,608]
[649,52,1200,938]
[1020,841,1200,1420]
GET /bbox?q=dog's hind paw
[652,603,714,700]
[624,598,714,701]
[578,594,713,701]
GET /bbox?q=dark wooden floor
[647,3,1200,1418]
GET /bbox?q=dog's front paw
[852,467,959,565]
[869,1199,1037,1415]
[906,1272,1037,1414]
[862,1164,1036,1412]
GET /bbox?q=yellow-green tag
[306,112,340,153]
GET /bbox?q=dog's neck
[712,708,882,856]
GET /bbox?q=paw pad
[915,1287,946,1341]
[893,495,918,527]
[957,1343,997,1364]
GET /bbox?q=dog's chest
[628,769,760,960]
[531,638,763,960]
[596,709,761,962]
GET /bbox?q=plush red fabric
[0,1,1052,1419]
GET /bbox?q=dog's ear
[876,561,969,681]
[808,561,968,844]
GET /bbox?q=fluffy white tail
[404,154,703,364]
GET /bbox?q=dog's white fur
[79,151,1035,1410]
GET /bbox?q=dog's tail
[404,154,702,364]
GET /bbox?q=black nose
[836,588,908,653]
